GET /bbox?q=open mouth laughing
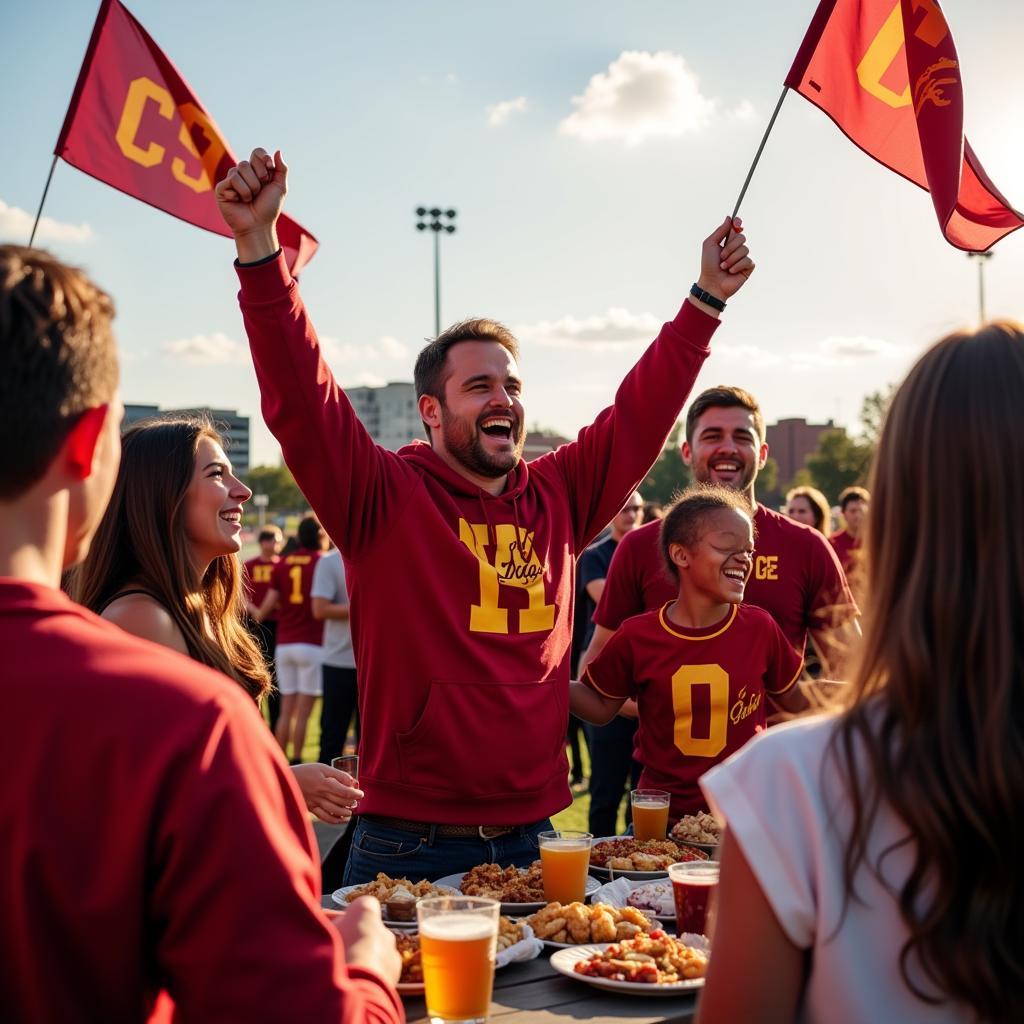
[219,507,243,528]
[479,415,516,442]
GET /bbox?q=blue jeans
[342,817,554,885]
[585,717,641,837]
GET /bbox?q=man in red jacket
[0,245,401,1022]
[216,147,755,882]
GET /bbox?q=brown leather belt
[364,815,520,840]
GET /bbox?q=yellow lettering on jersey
[730,686,762,725]
[288,565,304,604]
[671,663,729,757]
[857,0,950,109]
[754,555,779,581]
[458,519,554,635]
[252,565,274,584]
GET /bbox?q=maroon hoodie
[236,253,718,824]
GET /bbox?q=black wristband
[690,283,726,312]
[236,248,282,269]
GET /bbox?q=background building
[123,404,252,474]
[345,382,421,451]
[523,429,570,458]
[766,417,835,486]
[343,381,572,459]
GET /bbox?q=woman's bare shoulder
[101,592,190,657]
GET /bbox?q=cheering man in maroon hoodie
[217,148,755,883]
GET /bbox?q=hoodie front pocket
[395,679,564,799]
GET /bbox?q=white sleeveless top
[700,713,976,1024]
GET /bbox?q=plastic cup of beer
[538,829,592,904]
[630,789,670,841]
[417,896,499,1024]
[668,860,720,937]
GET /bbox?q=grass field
[283,702,626,834]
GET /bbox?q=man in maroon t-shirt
[831,485,869,582]
[0,245,400,1022]
[585,386,856,698]
[257,516,326,762]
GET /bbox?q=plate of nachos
[550,930,710,995]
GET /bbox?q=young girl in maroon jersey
[570,485,806,824]
[72,417,359,825]
[696,323,1024,1023]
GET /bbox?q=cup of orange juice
[538,829,592,903]
[630,789,670,841]
[417,896,499,1024]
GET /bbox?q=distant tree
[244,464,307,514]
[859,384,896,446]
[805,429,873,502]
[641,423,690,505]
[755,455,780,508]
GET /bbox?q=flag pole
[730,85,791,222]
[28,156,59,248]
[32,0,112,248]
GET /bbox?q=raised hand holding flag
[52,0,318,272]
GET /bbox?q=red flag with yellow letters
[786,0,1022,252]
[55,0,318,272]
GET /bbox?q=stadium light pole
[415,207,457,336]
[966,250,993,323]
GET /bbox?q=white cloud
[712,335,904,372]
[161,332,247,365]
[730,99,756,121]
[787,335,904,370]
[517,308,662,349]
[714,343,785,368]
[0,199,93,244]
[320,334,409,364]
[559,51,720,146]
[377,335,408,359]
[817,335,902,360]
[487,96,528,127]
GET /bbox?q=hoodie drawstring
[476,486,534,567]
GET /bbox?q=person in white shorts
[256,516,326,763]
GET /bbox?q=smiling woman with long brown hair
[72,416,360,825]
[695,321,1024,1024]
[72,416,269,697]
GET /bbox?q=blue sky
[2,0,1022,467]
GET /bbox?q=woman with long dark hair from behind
[695,322,1024,1023]
[72,416,360,826]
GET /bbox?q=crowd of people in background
[2,142,1022,1024]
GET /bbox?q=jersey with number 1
[270,549,324,646]
[582,602,802,819]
